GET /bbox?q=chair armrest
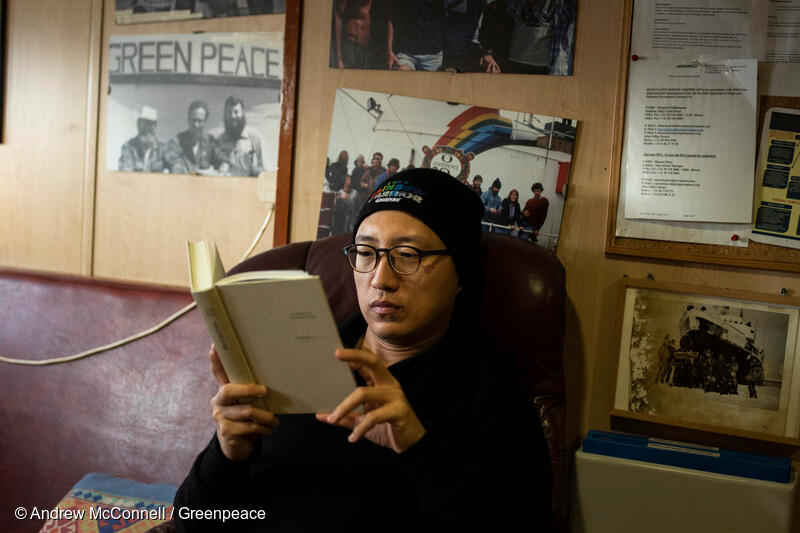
[534,394,570,533]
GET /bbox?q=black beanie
[352,168,484,284]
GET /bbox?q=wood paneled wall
[289,2,800,446]
[2,0,800,466]
[0,0,98,275]
[93,0,284,286]
[290,1,623,440]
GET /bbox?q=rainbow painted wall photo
[317,88,576,251]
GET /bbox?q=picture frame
[317,88,576,251]
[327,0,577,77]
[609,278,800,445]
[114,0,286,25]
[274,0,300,245]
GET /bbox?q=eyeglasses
[342,244,450,275]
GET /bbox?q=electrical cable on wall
[0,206,275,367]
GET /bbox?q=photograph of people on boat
[617,286,800,437]
[316,88,576,251]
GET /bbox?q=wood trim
[608,238,800,274]
[621,278,800,308]
[610,409,800,447]
[603,0,800,274]
[80,0,104,276]
[273,0,302,246]
[607,277,800,447]
[0,265,191,295]
[607,276,632,418]
[605,0,634,259]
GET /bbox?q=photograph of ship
[619,287,800,437]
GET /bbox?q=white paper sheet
[623,59,756,223]
[631,0,763,60]
[615,185,751,245]
[617,1,758,243]
[761,0,800,97]
[617,0,800,244]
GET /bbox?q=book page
[218,276,355,414]
[220,269,310,285]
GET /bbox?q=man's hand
[480,54,500,73]
[316,348,426,453]
[208,346,279,462]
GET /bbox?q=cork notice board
[605,0,800,274]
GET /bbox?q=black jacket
[500,197,523,227]
[174,314,553,532]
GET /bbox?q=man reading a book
[175,168,553,532]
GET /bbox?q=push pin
[781,288,788,296]
[731,234,740,242]
[647,273,654,281]
[632,54,640,61]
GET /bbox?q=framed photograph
[317,88,577,251]
[610,279,800,444]
[328,0,576,76]
[106,32,283,176]
[115,0,285,25]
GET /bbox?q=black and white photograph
[115,0,285,25]
[107,32,283,176]
[613,283,800,438]
[329,0,576,76]
[317,88,576,249]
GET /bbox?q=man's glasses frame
[342,244,450,275]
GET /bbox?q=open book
[187,240,356,414]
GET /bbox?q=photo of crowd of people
[115,0,285,24]
[317,89,576,250]
[107,33,282,176]
[330,0,576,75]
[620,287,800,436]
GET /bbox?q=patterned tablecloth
[39,473,177,533]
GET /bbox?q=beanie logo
[369,179,426,204]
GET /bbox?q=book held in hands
[187,240,356,414]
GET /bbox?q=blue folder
[582,430,791,483]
